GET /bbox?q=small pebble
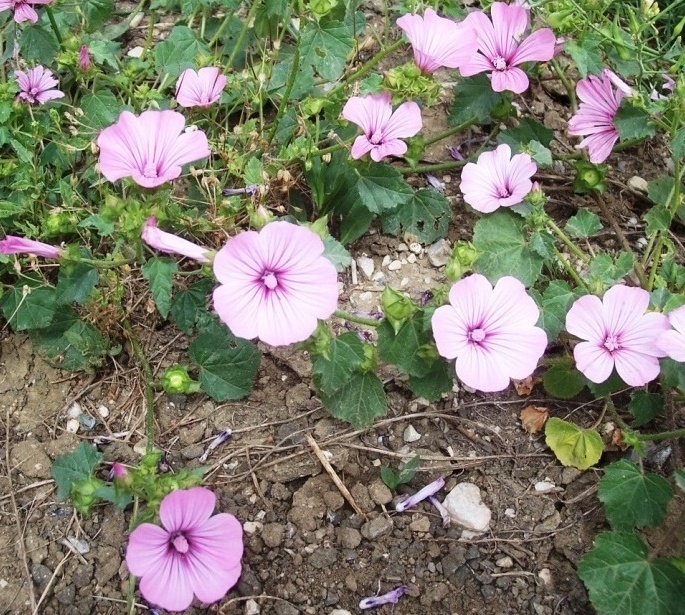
[67,403,82,419]
[409,242,423,254]
[496,556,513,569]
[388,260,402,271]
[403,425,422,443]
[66,419,80,434]
[97,405,109,418]
[534,481,556,493]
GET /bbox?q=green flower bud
[162,365,201,395]
[572,161,607,194]
[358,342,377,372]
[547,9,574,30]
[445,241,479,282]
[416,343,439,362]
[302,321,333,360]
[382,287,417,333]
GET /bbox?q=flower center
[497,185,512,199]
[171,533,189,554]
[369,129,384,145]
[468,328,486,344]
[143,162,159,178]
[262,271,278,290]
[492,56,508,71]
[603,334,621,353]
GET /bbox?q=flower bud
[382,287,417,333]
[572,161,607,194]
[162,365,201,395]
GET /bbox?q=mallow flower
[0,235,62,258]
[656,304,685,363]
[565,285,669,386]
[125,487,243,612]
[0,0,52,24]
[175,67,227,108]
[460,2,556,93]
[432,274,547,392]
[15,65,64,104]
[567,69,632,164]
[396,8,476,74]
[212,221,338,346]
[341,92,422,161]
[395,477,445,512]
[96,110,210,188]
[141,217,211,263]
[459,143,537,213]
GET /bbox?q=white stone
[426,238,451,267]
[400,277,409,287]
[66,419,80,434]
[407,253,417,264]
[329,610,353,615]
[65,536,90,554]
[127,46,144,58]
[534,480,556,493]
[504,507,516,518]
[403,425,422,443]
[381,255,391,267]
[397,243,409,252]
[245,598,261,615]
[0,579,8,589]
[387,259,402,271]
[538,568,552,586]
[496,556,514,568]
[442,483,491,532]
[409,242,423,254]
[243,521,263,534]
[67,403,82,419]
[97,405,109,418]
[133,438,149,456]
[627,176,648,193]
[357,256,375,279]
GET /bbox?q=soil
[1,8,683,615]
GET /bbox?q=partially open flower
[359,585,407,610]
[141,216,211,263]
[0,235,62,258]
[656,305,685,362]
[395,476,445,512]
[175,67,227,108]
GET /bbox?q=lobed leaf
[544,417,603,470]
[51,442,103,501]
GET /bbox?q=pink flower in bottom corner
[15,65,64,105]
[396,8,476,74]
[567,69,632,164]
[0,235,62,258]
[459,143,537,213]
[565,285,669,386]
[656,304,685,363]
[0,0,52,24]
[431,274,547,392]
[141,217,211,263]
[175,67,226,108]
[96,110,210,188]
[212,221,339,346]
[341,92,422,162]
[125,487,243,612]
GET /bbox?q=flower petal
[566,294,606,343]
[125,523,170,577]
[573,341,615,383]
[138,553,195,612]
[160,487,216,533]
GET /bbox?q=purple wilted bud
[108,462,128,481]
[395,477,445,512]
[419,290,433,307]
[222,184,258,196]
[425,174,445,193]
[199,429,233,463]
[428,495,450,527]
[359,585,408,610]
[448,146,464,161]
[158,453,171,473]
[79,45,91,70]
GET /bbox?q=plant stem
[267,45,300,145]
[221,0,262,67]
[122,320,156,454]
[45,6,63,46]
[398,159,467,175]
[553,245,589,291]
[334,309,382,327]
[75,257,136,269]
[423,116,479,148]
[550,58,577,112]
[545,218,590,264]
[637,428,685,442]
[605,397,631,432]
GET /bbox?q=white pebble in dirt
[442,482,492,532]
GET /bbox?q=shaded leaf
[628,391,663,427]
[51,442,102,501]
[545,417,603,470]
[381,189,451,244]
[320,371,387,429]
[450,75,502,124]
[312,333,367,397]
[141,258,178,319]
[566,209,603,238]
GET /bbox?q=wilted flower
[141,216,211,263]
[650,75,675,101]
[341,92,422,161]
[0,0,52,24]
[108,462,128,481]
[359,585,408,610]
[567,69,632,164]
[125,487,243,612]
[565,285,669,386]
[459,143,537,213]
[97,110,210,188]
[15,65,64,104]
[395,477,445,512]
[175,67,227,108]
[396,8,476,74]
[460,2,556,93]
[0,235,62,258]
[78,45,91,70]
[212,221,339,346]
[432,274,547,392]
[656,305,685,362]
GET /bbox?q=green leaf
[675,469,685,493]
[543,357,586,399]
[671,128,685,160]
[299,20,354,81]
[615,103,657,141]
[660,357,685,391]
[587,371,627,396]
[320,371,387,429]
[536,281,578,341]
[599,460,672,531]
[380,466,400,490]
[20,24,60,65]
[450,75,502,124]
[381,189,451,244]
[155,26,210,80]
[628,391,663,427]
[80,90,122,131]
[169,279,213,335]
[312,333,367,397]
[0,286,56,331]
[565,37,603,78]
[529,230,556,259]
[322,235,352,271]
[339,200,374,244]
[353,162,414,214]
[544,417,603,470]
[93,485,133,509]
[589,252,635,286]
[377,314,432,378]
[83,0,114,32]
[55,263,99,305]
[189,323,261,401]
[498,118,554,148]
[408,359,453,402]
[51,442,102,501]
[527,140,553,167]
[578,532,685,615]
[472,210,543,286]
[644,206,672,235]
[565,209,603,238]
[647,176,676,207]
[141,258,178,319]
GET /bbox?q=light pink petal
[0,235,62,258]
[141,217,210,263]
[183,554,241,605]
[459,54,496,78]
[484,326,547,380]
[656,330,685,362]
[486,275,541,329]
[125,523,170,577]
[491,67,529,93]
[176,67,225,107]
[13,4,38,23]
[370,139,407,161]
[382,101,422,141]
[573,342,614,383]
[617,311,669,358]
[342,93,392,137]
[138,553,194,612]
[510,28,556,65]
[602,285,650,336]
[160,487,216,533]
[490,2,529,60]
[577,131,618,164]
[456,342,513,392]
[350,135,375,159]
[432,304,469,360]
[613,348,662,386]
[566,294,606,343]
[667,305,685,335]
[35,89,64,103]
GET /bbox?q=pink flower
[97,110,210,188]
[459,143,537,213]
[125,487,243,612]
[395,477,445,512]
[567,69,631,164]
[460,2,556,93]
[0,235,62,258]
[0,0,52,24]
[650,75,675,102]
[212,221,338,346]
[175,67,227,108]
[341,92,422,162]
[565,285,670,386]
[141,217,211,263]
[15,65,64,104]
[396,8,476,74]
[78,45,91,70]
[432,274,547,392]
[656,305,685,363]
